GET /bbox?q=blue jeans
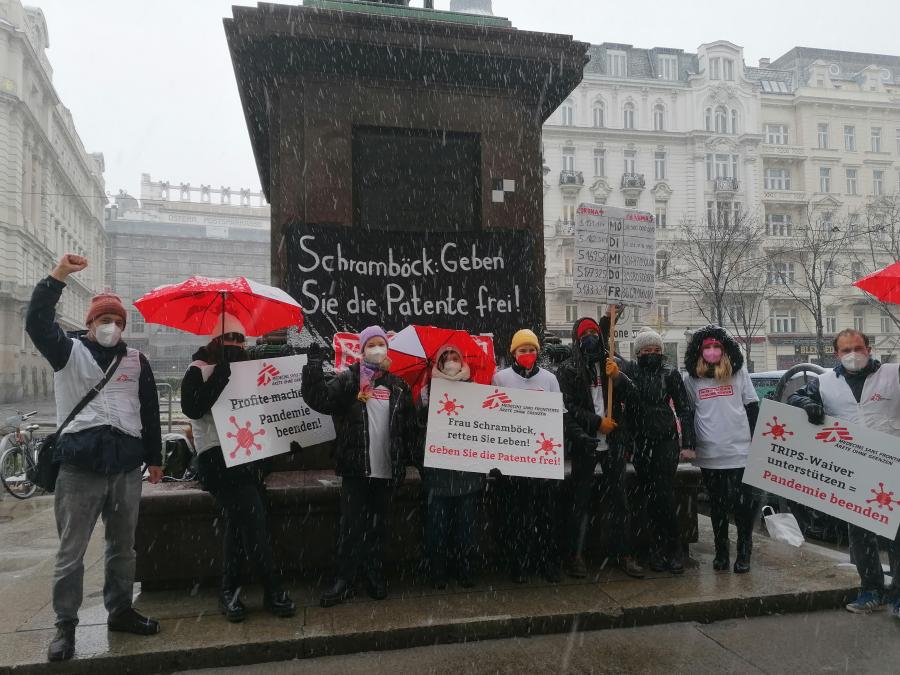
[52,465,142,626]
[849,525,900,599]
[425,491,478,576]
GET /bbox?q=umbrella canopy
[388,325,496,394]
[853,262,900,305]
[134,276,303,337]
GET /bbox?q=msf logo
[815,424,854,443]
[257,362,280,387]
[482,389,513,410]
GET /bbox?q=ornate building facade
[0,1,107,402]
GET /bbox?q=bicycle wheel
[0,445,37,499]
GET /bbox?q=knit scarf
[358,359,389,402]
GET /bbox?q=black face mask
[638,353,665,370]
[222,346,247,363]
[580,334,602,355]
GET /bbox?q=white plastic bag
[762,505,805,547]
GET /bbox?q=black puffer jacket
[621,358,695,448]
[556,317,635,459]
[302,362,415,481]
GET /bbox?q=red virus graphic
[436,393,465,416]
[534,433,562,456]
[762,416,794,441]
[869,393,885,402]
[482,389,513,410]
[257,362,281,387]
[226,416,266,458]
[866,483,900,511]
[814,424,854,443]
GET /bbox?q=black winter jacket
[302,362,416,481]
[621,359,695,448]
[25,276,162,472]
[556,317,636,460]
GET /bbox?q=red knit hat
[85,292,127,326]
[576,318,600,340]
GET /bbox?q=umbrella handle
[221,293,227,364]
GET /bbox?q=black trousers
[631,436,681,558]
[502,476,561,573]
[425,491,478,576]
[701,467,757,556]
[597,447,632,558]
[848,525,900,598]
[198,449,278,593]
[336,476,392,582]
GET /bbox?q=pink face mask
[703,347,723,364]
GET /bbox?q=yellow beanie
[510,329,540,353]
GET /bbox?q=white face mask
[364,346,387,365]
[841,352,869,372]
[94,323,122,348]
[442,361,462,376]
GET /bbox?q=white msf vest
[55,340,143,438]
[818,364,900,438]
[188,362,221,455]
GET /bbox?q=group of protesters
[27,254,900,663]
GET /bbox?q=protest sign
[744,399,900,538]
[574,203,656,308]
[211,355,336,468]
[332,331,495,372]
[285,224,541,353]
[424,379,565,480]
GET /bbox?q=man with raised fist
[26,254,163,662]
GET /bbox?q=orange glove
[599,417,618,435]
[605,358,619,379]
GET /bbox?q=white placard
[574,203,656,308]
[744,399,900,538]
[423,379,565,480]
[211,355,336,467]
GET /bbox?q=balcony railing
[762,189,808,204]
[760,143,807,159]
[559,170,584,186]
[556,220,575,237]
[621,173,646,189]
[714,177,740,193]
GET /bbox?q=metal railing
[156,383,174,434]
[621,173,646,189]
[559,170,584,186]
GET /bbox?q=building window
[817,123,829,149]
[896,129,900,154]
[709,57,721,80]
[731,110,739,134]
[704,108,712,132]
[608,50,627,77]
[819,167,831,193]
[658,54,677,81]
[844,125,856,151]
[562,203,575,223]
[715,106,728,134]
[767,262,795,285]
[846,168,858,195]
[723,58,734,81]
[561,99,574,126]
[593,148,606,177]
[770,308,798,333]
[654,152,666,180]
[766,124,788,145]
[657,300,670,323]
[653,104,665,131]
[872,127,882,152]
[882,314,893,334]
[562,146,575,172]
[623,102,635,129]
[825,315,837,333]
[853,307,865,332]
[564,257,574,275]
[565,304,578,322]
[624,150,636,174]
[593,102,604,128]
[766,213,792,237]
[655,202,668,229]
[656,251,669,278]
[625,198,638,208]
[765,168,791,190]
[851,262,864,279]
[874,170,884,196]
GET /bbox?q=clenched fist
[51,254,88,282]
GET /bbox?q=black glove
[212,359,231,383]
[488,468,503,480]
[306,343,325,368]
[805,403,825,425]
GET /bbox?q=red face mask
[516,353,538,370]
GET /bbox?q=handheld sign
[574,203,656,309]
[211,355,336,468]
[744,399,900,538]
[424,379,565,480]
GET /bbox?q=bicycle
[0,411,42,499]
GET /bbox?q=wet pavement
[0,495,863,674]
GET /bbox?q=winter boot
[219,588,246,623]
[364,569,388,600]
[320,578,354,608]
[47,622,76,662]
[734,537,752,574]
[264,589,296,618]
[565,555,588,579]
[107,608,160,635]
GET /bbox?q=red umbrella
[387,325,496,396]
[134,276,303,337]
[854,262,900,304]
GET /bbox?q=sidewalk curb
[3,585,856,675]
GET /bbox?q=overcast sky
[35,0,900,199]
